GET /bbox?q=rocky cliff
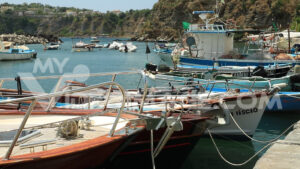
[138,0,300,41]
[0,1,299,41]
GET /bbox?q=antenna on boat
[216,0,225,17]
[193,4,227,28]
[193,0,225,26]
[193,11,215,26]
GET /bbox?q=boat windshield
[11,49,20,53]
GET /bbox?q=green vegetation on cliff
[0,3,151,37]
[0,0,299,39]
[0,14,38,35]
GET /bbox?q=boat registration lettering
[231,108,258,116]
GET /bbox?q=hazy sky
[0,0,158,12]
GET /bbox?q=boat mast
[216,0,218,17]
[288,24,291,54]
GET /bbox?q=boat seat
[20,139,56,153]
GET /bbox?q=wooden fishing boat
[0,110,142,169]
[0,48,37,61]
[48,84,282,169]
[0,82,145,169]
[55,81,282,137]
[145,63,292,80]
[113,113,207,169]
[178,56,300,67]
[177,64,292,78]
[111,85,282,168]
[145,69,300,112]
[172,10,300,67]
[144,68,296,91]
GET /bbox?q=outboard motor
[252,66,268,77]
[145,63,157,72]
[158,64,170,72]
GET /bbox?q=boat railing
[0,71,140,111]
[0,81,127,160]
[153,76,263,92]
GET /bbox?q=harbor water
[0,38,298,169]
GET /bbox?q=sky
[0,0,158,12]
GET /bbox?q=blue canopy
[193,11,215,15]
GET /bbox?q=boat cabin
[184,11,234,59]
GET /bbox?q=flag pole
[146,42,151,62]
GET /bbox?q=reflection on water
[181,138,257,169]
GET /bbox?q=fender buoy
[269,47,274,53]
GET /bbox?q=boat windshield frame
[188,24,226,32]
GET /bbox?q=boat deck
[0,115,128,158]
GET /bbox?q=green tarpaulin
[182,22,190,30]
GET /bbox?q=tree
[4,9,13,15]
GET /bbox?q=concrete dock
[254,121,300,169]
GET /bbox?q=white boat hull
[0,53,35,61]
[55,84,270,137]
[207,94,270,136]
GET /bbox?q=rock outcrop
[0,34,60,44]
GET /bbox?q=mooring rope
[185,111,298,167]
[229,112,296,143]
[207,128,274,166]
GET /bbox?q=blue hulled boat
[0,48,37,61]
[172,11,300,67]
[180,57,300,67]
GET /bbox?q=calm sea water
[0,38,298,169]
